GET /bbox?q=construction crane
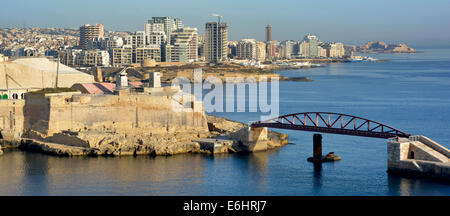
[212,14,222,24]
[211,14,223,63]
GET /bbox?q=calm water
[1,49,450,195]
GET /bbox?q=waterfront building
[324,42,345,58]
[266,41,279,60]
[236,39,257,60]
[318,46,327,58]
[280,40,296,59]
[79,24,104,50]
[256,41,267,62]
[265,25,272,42]
[205,22,228,63]
[344,45,356,57]
[299,34,319,58]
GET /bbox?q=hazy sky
[1,0,450,47]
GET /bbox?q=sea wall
[387,136,450,181]
[0,90,289,157]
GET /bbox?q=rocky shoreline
[0,115,288,157]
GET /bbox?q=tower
[265,25,272,42]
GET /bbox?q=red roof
[77,82,142,94]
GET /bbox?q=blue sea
[1,49,450,195]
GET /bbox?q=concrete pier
[313,134,322,160]
[244,127,268,152]
[194,138,233,154]
[307,134,341,162]
[387,135,450,181]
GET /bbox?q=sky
[1,0,450,47]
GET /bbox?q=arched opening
[2,94,8,100]
[12,93,18,99]
[21,93,25,99]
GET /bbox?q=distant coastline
[357,41,416,53]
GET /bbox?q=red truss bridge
[250,112,410,139]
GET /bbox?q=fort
[0,58,288,156]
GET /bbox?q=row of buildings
[1,21,354,67]
[69,18,207,67]
[231,34,351,61]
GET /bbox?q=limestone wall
[387,137,450,180]
[0,100,24,140]
[23,92,208,136]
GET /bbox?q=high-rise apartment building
[236,39,257,60]
[299,34,319,58]
[256,41,267,61]
[145,17,183,44]
[266,40,279,60]
[79,23,104,50]
[280,40,296,59]
[265,25,272,42]
[205,22,228,63]
[324,42,345,58]
[168,27,198,62]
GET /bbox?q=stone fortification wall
[0,100,24,141]
[387,136,450,181]
[23,92,208,136]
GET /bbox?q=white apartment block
[326,42,345,58]
[145,17,183,44]
[146,31,166,46]
[169,27,198,62]
[280,40,296,59]
[126,31,147,48]
[89,36,124,50]
[236,39,257,60]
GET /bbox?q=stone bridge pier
[244,126,268,152]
